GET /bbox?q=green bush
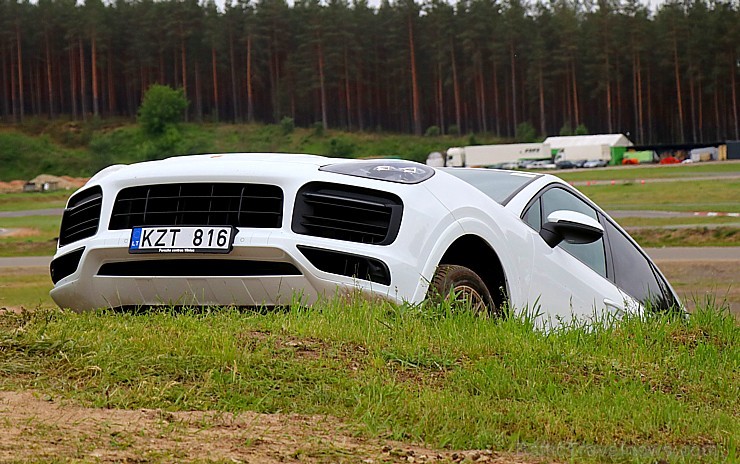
[312,121,325,137]
[515,122,537,143]
[328,137,356,157]
[447,124,459,136]
[575,124,589,135]
[424,125,440,137]
[280,117,295,135]
[137,85,189,136]
[140,125,186,161]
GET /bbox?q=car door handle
[604,298,624,311]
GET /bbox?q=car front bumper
[50,227,427,311]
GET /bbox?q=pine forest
[1,0,739,144]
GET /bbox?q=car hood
[86,153,332,185]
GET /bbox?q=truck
[430,143,552,168]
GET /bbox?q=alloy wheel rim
[454,284,488,316]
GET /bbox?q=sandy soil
[0,227,38,238]
[656,260,739,316]
[0,391,550,464]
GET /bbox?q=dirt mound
[28,174,87,190]
[0,180,26,194]
[0,175,87,193]
[0,390,550,463]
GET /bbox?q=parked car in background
[555,160,577,169]
[525,160,557,170]
[50,154,680,327]
[583,159,609,168]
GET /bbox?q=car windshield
[440,168,540,205]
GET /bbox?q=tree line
[1,0,739,144]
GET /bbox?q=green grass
[617,216,740,227]
[0,215,60,257]
[0,300,736,463]
[627,227,740,247]
[0,191,71,212]
[576,179,740,213]
[0,129,91,181]
[552,162,740,182]
[0,269,54,308]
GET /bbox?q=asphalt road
[0,256,52,267]
[0,208,64,218]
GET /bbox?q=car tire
[428,264,497,317]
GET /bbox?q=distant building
[543,134,633,165]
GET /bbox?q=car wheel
[428,264,497,317]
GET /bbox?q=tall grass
[0,297,736,463]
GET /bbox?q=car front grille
[109,183,283,230]
[292,182,403,245]
[59,187,103,247]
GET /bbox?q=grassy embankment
[0,301,737,463]
[0,119,492,182]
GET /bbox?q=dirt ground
[655,260,739,317]
[0,391,551,464]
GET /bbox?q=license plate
[129,226,235,254]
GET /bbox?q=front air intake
[59,186,103,247]
[292,182,403,245]
[109,183,283,230]
[50,247,85,284]
[297,246,390,285]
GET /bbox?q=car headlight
[320,160,435,184]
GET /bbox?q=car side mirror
[540,210,604,248]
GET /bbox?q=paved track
[0,256,52,268]
[0,208,64,218]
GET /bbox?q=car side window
[530,187,607,278]
[603,220,676,310]
[522,198,541,231]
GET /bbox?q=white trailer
[434,143,552,167]
[553,144,611,162]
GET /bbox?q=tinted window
[440,169,539,204]
[523,198,541,231]
[541,188,598,221]
[604,220,675,310]
[534,187,607,278]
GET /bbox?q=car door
[521,186,628,326]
